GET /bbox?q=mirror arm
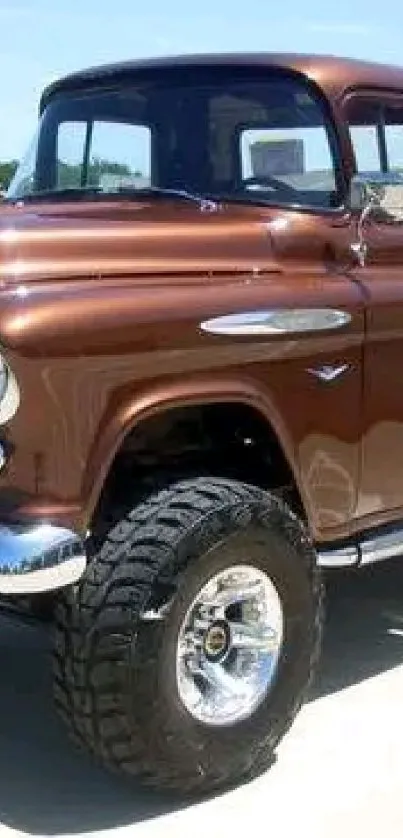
[350,194,377,268]
[348,172,403,268]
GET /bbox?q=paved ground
[1,561,403,837]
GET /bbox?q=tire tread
[53,477,324,794]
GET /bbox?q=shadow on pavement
[0,559,403,834]
[312,557,403,700]
[0,616,184,835]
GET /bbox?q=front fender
[82,372,306,523]
[0,269,364,543]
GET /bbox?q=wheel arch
[83,374,311,533]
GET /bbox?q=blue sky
[0,0,401,161]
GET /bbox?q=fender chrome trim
[200,309,352,336]
[0,523,86,594]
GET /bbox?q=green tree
[57,158,133,189]
[0,160,18,190]
[88,158,133,184]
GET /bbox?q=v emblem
[307,364,350,382]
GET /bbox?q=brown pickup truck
[0,50,402,794]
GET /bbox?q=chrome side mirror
[348,172,403,266]
[349,171,403,221]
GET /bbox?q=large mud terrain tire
[53,477,324,795]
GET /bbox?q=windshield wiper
[8,185,218,211]
[114,185,218,211]
[7,186,105,204]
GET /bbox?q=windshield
[7,67,340,209]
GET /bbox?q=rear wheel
[53,477,324,795]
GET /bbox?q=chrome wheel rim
[176,564,284,726]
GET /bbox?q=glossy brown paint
[343,226,403,526]
[0,198,363,541]
[335,87,403,532]
[4,52,403,545]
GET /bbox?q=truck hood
[0,198,281,285]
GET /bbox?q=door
[343,91,403,523]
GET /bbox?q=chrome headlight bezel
[0,358,9,402]
[0,357,20,424]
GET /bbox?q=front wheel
[53,477,324,795]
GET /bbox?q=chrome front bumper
[0,523,86,595]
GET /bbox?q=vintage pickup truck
[0,51,402,794]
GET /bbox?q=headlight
[0,357,20,424]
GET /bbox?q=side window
[349,125,381,172]
[344,99,382,173]
[56,120,152,189]
[345,95,403,174]
[384,104,403,173]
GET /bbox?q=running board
[317,522,403,569]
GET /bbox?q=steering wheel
[238,175,299,200]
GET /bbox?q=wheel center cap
[203,619,230,662]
